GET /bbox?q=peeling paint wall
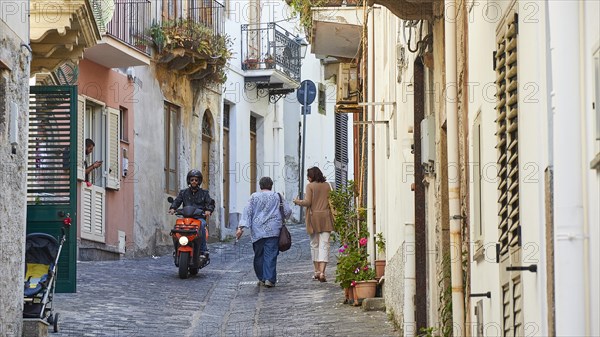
[0,18,30,337]
[132,62,222,255]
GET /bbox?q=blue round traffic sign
[297,80,317,106]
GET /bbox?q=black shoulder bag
[277,193,291,252]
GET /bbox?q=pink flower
[363,265,369,271]
[339,247,346,253]
[359,238,368,246]
[354,268,360,274]
[350,281,357,287]
[343,244,348,248]
[85,181,92,187]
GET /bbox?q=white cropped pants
[310,232,331,263]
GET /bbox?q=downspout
[548,1,587,335]
[273,101,281,192]
[444,0,465,334]
[404,222,416,337]
[370,5,377,262]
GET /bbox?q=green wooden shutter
[27,85,78,293]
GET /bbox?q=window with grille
[165,102,179,194]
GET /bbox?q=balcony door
[202,111,213,190]
[250,115,257,193]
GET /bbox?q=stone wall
[0,20,30,337]
[384,244,406,334]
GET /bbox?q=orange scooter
[167,198,209,279]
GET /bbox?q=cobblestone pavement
[52,224,399,337]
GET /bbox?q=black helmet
[186,169,203,185]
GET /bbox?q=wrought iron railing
[188,0,225,37]
[105,0,152,55]
[241,23,301,82]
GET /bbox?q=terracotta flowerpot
[344,287,355,304]
[354,280,377,300]
[375,259,386,279]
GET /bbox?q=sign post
[296,80,316,221]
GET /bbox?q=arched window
[201,111,213,190]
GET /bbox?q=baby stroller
[23,229,67,333]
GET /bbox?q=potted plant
[374,232,386,279]
[351,261,377,305]
[264,54,275,69]
[243,55,259,70]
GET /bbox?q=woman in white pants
[293,167,334,282]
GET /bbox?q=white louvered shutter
[77,96,86,181]
[496,10,523,337]
[106,107,120,190]
[81,184,106,242]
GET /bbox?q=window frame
[164,102,179,195]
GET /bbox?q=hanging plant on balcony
[287,0,360,38]
[287,0,327,39]
[149,19,233,85]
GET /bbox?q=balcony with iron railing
[149,1,229,83]
[84,0,152,68]
[241,23,302,95]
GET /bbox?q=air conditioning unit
[420,114,436,167]
[337,63,358,102]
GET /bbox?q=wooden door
[202,112,212,190]
[250,132,257,193]
[223,105,230,227]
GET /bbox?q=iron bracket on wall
[469,292,491,299]
[506,264,537,273]
[352,102,397,158]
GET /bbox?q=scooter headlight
[178,236,189,246]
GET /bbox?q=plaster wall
[0,18,30,337]
[467,0,549,333]
[583,3,600,336]
[0,0,29,42]
[466,1,503,333]
[131,60,222,253]
[366,6,417,330]
[77,60,135,255]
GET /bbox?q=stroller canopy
[26,233,59,266]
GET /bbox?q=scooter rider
[168,169,215,259]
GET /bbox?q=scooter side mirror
[167,197,174,203]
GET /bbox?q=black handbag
[277,193,291,252]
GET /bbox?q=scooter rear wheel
[178,252,190,279]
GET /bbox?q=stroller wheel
[53,313,59,333]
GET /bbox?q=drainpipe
[273,101,282,192]
[404,222,416,337]
[548,1,586,335]
[444,0,465,334]
[369,6,377,263]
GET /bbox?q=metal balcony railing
[241,23,301,82]
[105,0,152,55]
[188,0,225,37]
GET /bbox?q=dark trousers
[252,237,279,284]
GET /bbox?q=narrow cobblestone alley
[52,225,398,337]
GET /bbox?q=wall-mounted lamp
[294,36,309,60]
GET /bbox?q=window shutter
[334,113,349,188]
[81,185,106,242]
[106,107,120,190]
[77,96,86,181]
[497,10,523,337]
[496,12,520,256]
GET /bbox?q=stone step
[22,318,48,337]
[362,297,386,312]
